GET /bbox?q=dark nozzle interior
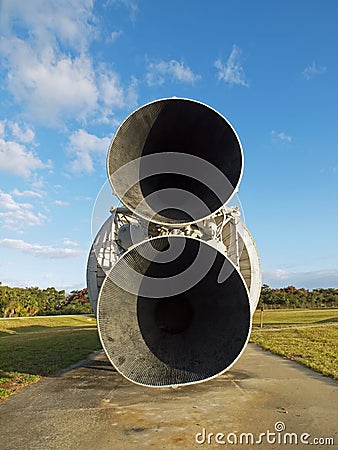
[108,99,243,224]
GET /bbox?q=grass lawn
[252,308,338,328]
[250,308,338,380]
[0,315,101,401]
[1,310,337,402]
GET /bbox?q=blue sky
[0,0,337,291]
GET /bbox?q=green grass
[250,309,338,380]
[0,315,101,401]
[252,308,338,328]
[1,310,337,402]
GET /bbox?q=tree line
[0,282,337,317]
[259,284,338,309]
[0,283,92,317]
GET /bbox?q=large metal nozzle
[98,236,251,387]
[107,98,243,226]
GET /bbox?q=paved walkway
[0,344,337,449]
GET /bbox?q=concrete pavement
[0,344,337,449]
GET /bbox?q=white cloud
[214,45,248,87]
[0,238,84,259]
[98,69,138,111]
[11,188,44,198]
[265,269,289,280]
[1,43,138,125]
[74,195,92,201]
[146,60,201,87]
[8,122,35,143]
[67,129,111,173]
[0,121,49,178]
[1,39,99,124]
[302,61,327,80]
[54,200,70,206]
[0,0,95,52]
[264,268,338,289]
[113,0,139,22]
[0,137,49,178]
[31,177,46,190]
[63,239,80,247]
[271,130,292,143]
[0,190,47,229]
[0,1,138,126]
[110,30,123,42]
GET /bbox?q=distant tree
[256,284,338,310]
[1,281,336,317]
